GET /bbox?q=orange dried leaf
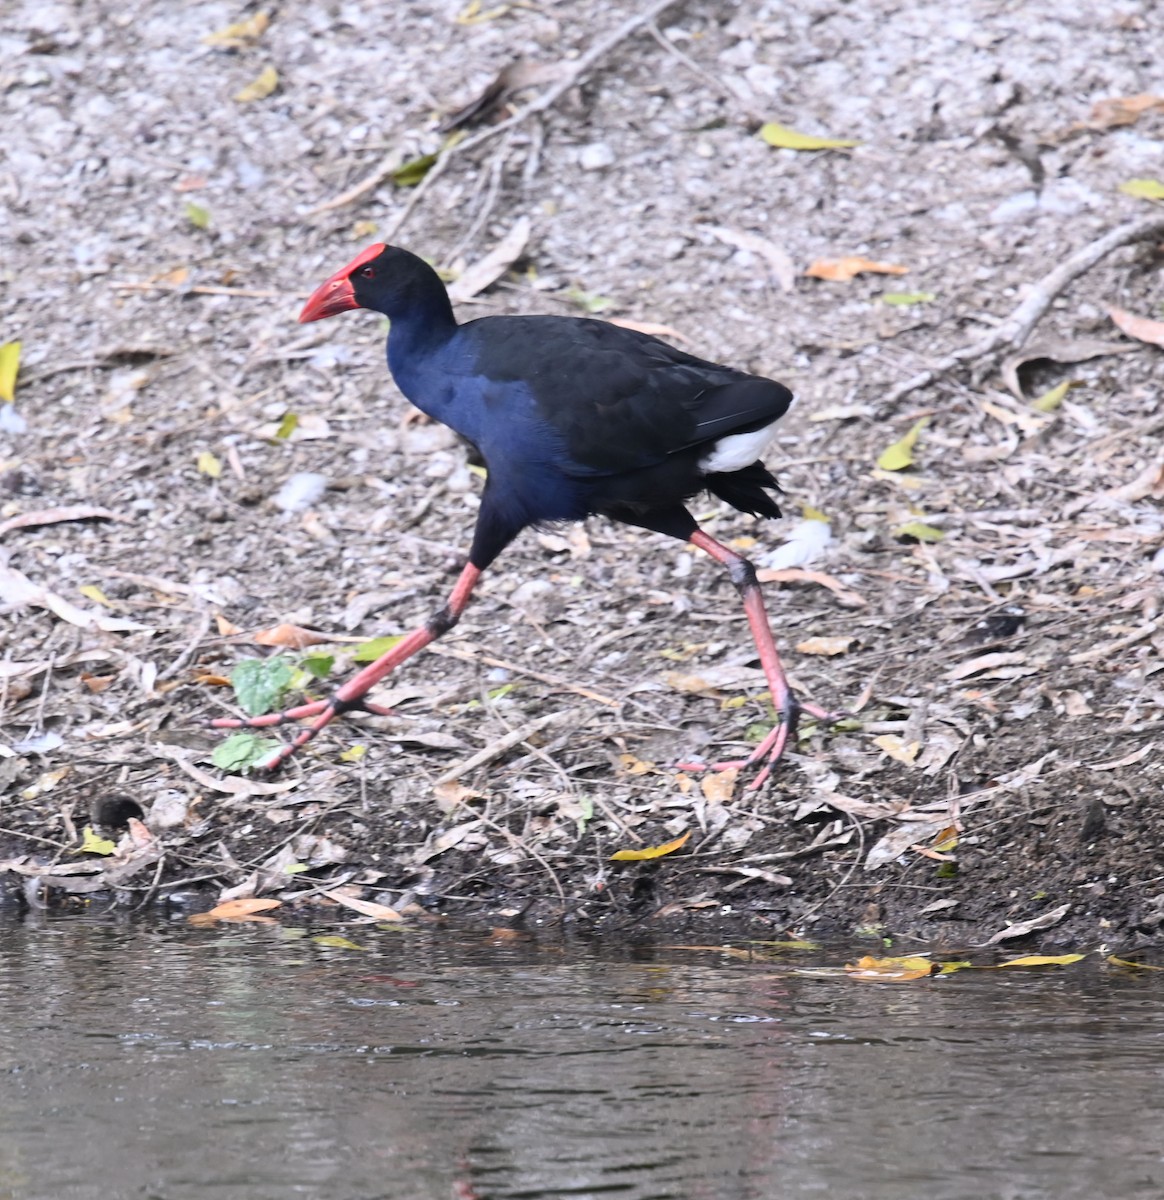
[700,768,739,803]
[845,954,934,981]
[254,622,332,649]
[203,898,282,920]
[805,257,909,282]
[607,318,692,345]
[795,635,856,656]
[1087,93,1164,128]
[1109,305,1164,349]
[215,612,242,636]
[193,672,232,687]
[610,830,692,861]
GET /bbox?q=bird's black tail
[705,461,783,520]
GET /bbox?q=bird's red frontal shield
[298,243,385,322]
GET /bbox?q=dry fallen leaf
[985,902,1071,944]
[206,897,282,919]
[608,318,692,345]
[806,257,908,282]
[997,953,1085,968]
[755,567,868,608]
[872,734,920,765]
[700,768,739,803]
[323,890,404,922]
[0,341,20,403]
[704,225,797,293]
[0,504,128,540]
[447,217,531,303]
[1109,305,1164,349]
[795,635,856,656]
[1086,93,1164,129]
[610,830,692,861]
[254,622,332,650]
[203,11,270,48]
[0,564,151,633]
[759,122,859,151]
[235,65,279,104]
[844,954,934,982]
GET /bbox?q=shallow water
[1,917,1162,1200]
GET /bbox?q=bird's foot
[674,697,844,790]
[211,694,394,771]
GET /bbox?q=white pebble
[273,472,328,512]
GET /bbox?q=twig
[645,21,761,125]
[313,0,682,232]
[111,282,300,300]
[428,643,621,707]
[444,130,515,266]
[434,710,568,785]
[883,214,1164,407]
[157,610,212,682]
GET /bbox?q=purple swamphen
[214,243,835,784]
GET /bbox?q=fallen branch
[884,214,1164,407]
[111,282,298,300]
[433,710,568,785]
[308,0,681,230]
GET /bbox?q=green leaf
[185,202,211,229]
[283,862,309,874]
[1119,178,1164,200]
[1031,380,1072,412]
[759,122,859,151]
[565,288,614,314]
[392,153,437,187]
[880,291,935,306]
[876,417,928,471]
[0,341,20,403]
[274,411,299,439]
[299,652,335,679]
[312,935,366,950]
[230,656,295,716]
[353,635,405,663]
[211,731,282,772]
[80,825,117,855]
[894,520,945,543]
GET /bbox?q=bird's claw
[673,696,845,789]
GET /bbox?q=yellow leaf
[1106,955,1164,971]
[455,0,512,22]
[203,11,270,47]
[937,960,974,975]
[235,65,279,103]
[312,935,366,950]
[392,153,438,187]
[0,341,20,403]
[197,450,222,478]
[876,417,928,471]
[801,504,829,521]
[80,825,117,855]
[618,752,657,776]
[1119,178,1164,200]
[845,954,934,981]
[1031,380,1073,412]
[932,826,959,852]
[339,744,366,763]
[997,953,1085,968]
[185,202,211,229]
[78,585,113,608]
[795,635,855,656]
[880,291,935,306]
[894,520,945,543]
[611,830,692,861]
[806,256,909,282]
[759,122,859,151]
[872,734,920,764]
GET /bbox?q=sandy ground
[1,0,1163,949]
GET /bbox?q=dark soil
[1,0,1162,950]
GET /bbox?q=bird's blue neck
[383,291,466,428]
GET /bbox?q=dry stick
[434,710,568,785]
[110,282,300,300]
[645,21,763,125]
[309,0,682,229]
[884,214,1164,407]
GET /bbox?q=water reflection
[0,917,1162,1199]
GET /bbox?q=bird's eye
[358,265,375,279]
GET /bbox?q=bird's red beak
[298,244,386,323]
[299,273,358,323]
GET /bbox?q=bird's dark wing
[462,315,792,476]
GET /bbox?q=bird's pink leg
[678,529,837,788]
[213,563,482,771]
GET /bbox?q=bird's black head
[298,243,437,323]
